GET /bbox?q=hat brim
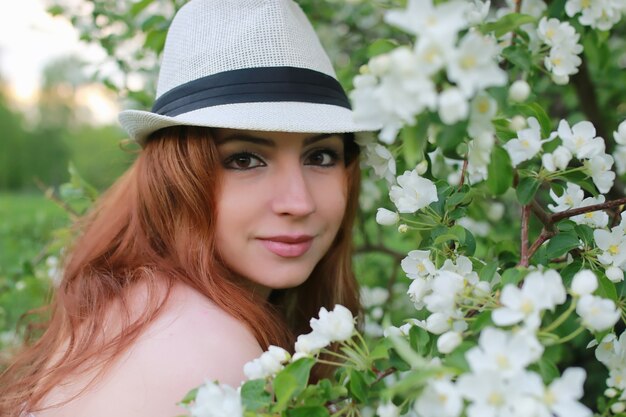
[119,102,381,145]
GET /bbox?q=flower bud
[369,54,391,76]
[438,87,469,125]
[487,202,505,221]
[606,266,624,283]
[415,160,429,175]
[611,402,626,414]
[437,331,462,354]
[552,73,569,85]
[571,270,598,296]
[509,80,531,102]
[398,224,408,233]
[605,388,618,398]
[509,115,527,131]
[376,208,399,226]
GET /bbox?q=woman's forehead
[213,128,343,146]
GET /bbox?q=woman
[0,0,378,416]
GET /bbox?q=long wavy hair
[0,126,362,415]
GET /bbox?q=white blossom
[541,146,572,172]
[377,401,400,417]
[401,250,436,279]
[243,345,290,380]
[415,379,463,417]
[585,153,615,194]
[614,120,626,145]
[361,286,389,308]
[414,36,455,76]
[189,381,244,417]
[465,327,543,376]
[447,31,507,97]
[493,270,566,329]
[576,294,620,331]
[385,0,470,42]
[407,278,431,310]
[548,182,584,213]
[294,332,330,356]
[606,266,624,283]
[558,120,605,160]
[545,46,583,78]
[536,368,592,417]
[376,208,399,226]
[565,0,623,30]
[364,144,396,184]
[594,226,626,268]
[504,117,551,166]
[310,305,355,342]
[571,195,609,229]
[389,169,439,213]
[571,270,598,296]
[612,146,626,175]
[438,87,469,125]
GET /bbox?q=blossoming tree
[36,0,626,416]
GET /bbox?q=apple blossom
[310,305,355,342]
[189,381,244,417]
[385,0,470,42]
[606,266,624,283]
[438,87,469,125]
[558,119,605,159]
[548,182,585,213]
[389,169,439,213]
[541,145,572,172]
[401,250,436,279]
[585,153,616,194]
[576,294,620,332]
[414,379,463,417]
[377,402,400,417]
[504,117,551,166]
[363,144,396,184]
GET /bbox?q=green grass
[0,192,68,275]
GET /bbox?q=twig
[372,366,397,385]
[526,228,556,262]
[519,205,531,267]
[354,244,405,261]
[458,157,468,191]
[34,178,79,220]
[530,199,552,228]
[551,197,626,223]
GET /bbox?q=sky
[0,0,118,124]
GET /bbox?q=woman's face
[213,128,349,298]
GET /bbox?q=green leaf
[178,387,198,405]
[273,358,315,411]
[141,14,168,31]
[501,44,532,72]
[437,123,468,157]
[367,39,398,58]
[241,379,271,412]
[144,29,167,53]
[409,325,431,356]
[479,261,499,282]
[400,119,428,167]
[536,357,560,384]
[370,338,391,361]
[470,311,493,332]
[501,268,523,286]
[131,0,153,16]
[574,224,594,246]
[516,177,541,205]
[348,369,368,403]
[546,231,580,259]
[486,145,513,195]
[597,273,618,301]
[446,192,467,209]
[286,406,330,417]
[480,13,536,38]
[513,103,553,138]
[47,5,65,16]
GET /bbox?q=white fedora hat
[118,0,380,145]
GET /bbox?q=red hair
[0,126,362,415]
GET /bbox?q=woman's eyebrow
[216,133,339,147]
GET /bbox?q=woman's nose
[270,165,316,217]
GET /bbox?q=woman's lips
[257,236,314,257]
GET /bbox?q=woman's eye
[306,150,339,167]
[224,153,265,170]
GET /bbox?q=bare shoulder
[37,283,262,417]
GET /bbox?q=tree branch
[519,205,531,267]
